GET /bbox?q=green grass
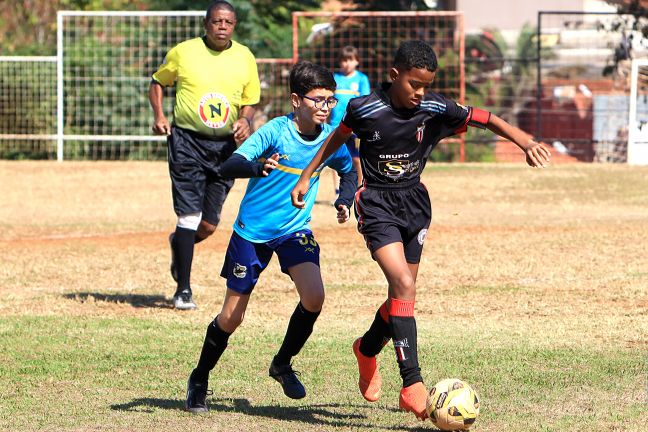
[1,315,645,431]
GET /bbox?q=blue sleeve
[359,73,371,96]
[234,120,278,161]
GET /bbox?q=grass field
[0,161,646,432]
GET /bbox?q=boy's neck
[343,70,357,77]
[292,115,318,135]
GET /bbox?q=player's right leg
[353,300,389,402]
[186,233,270,413]
[167,126,208,309]
[186,289,250,413]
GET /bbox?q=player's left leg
[268,231,324,399]
[373,242,428,420]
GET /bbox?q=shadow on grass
[62,292,173,309]
[110,397,439,431]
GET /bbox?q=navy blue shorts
[220,229,321,295]
[345,134,359,158]
[168,126,235,225]
[354,182,431,264]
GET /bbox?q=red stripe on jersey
[389,298,415,317]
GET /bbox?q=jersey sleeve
[240,51,261,106]
[234,119,277,161]
[436,97,472,137]
[151,46,179,87]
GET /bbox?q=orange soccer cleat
[352,337,382,402]
[399,381,429,420]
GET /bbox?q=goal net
[628,59,648,165]
[0,56,57,159]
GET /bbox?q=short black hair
[206,1,236,18]
[393,40,438,72]
[339,45,360,62]
[289,61,336,95]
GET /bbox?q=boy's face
[340,57,359,75]
[388,66,436,109]
[291,88,336,126]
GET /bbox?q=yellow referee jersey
[152,37,260,137]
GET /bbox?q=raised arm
[486,113,551,168]
[290,126,352,208]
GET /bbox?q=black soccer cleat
[185,377,212,413]
[268,361,306,399]
[168,232,178,283]
[173,289,197,310]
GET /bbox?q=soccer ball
[426,378,480,431]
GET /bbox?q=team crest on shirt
[198,92,231,128]
[416,122,426,143]
[350,82,359,92]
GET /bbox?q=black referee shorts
[168,126,236,226]
[354,181,431,264]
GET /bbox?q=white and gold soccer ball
[426,378,480,431]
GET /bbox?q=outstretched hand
[525,141,551,168]
[262,153,280,176]
[291,178,310,209]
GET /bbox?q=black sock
[388,299,423,387]
[173,226,195,293]
[359,301,391,357]
[191,317,232,384]
[273,302,320,366]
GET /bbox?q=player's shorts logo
[198,92,231,128]
[417,228,428,245]
[233,263,247,279]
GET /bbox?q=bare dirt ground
[1,161,646,350]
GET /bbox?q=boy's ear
[389,67,399,82]
[290,93,300,109]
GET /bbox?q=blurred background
[0,0,646,163]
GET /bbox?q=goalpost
[628,58,648,165]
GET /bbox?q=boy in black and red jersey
[291,40,551,420]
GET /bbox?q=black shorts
[354,181,431,264]
[168,126,236,225]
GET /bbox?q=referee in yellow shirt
[149,0,260,310]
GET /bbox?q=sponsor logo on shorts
[233,263,247,279]
[198,92,231,128]
[417,228,428,245]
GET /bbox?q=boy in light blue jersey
[330,46,370,189]
[183,61,357,413]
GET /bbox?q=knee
[300,288,325,312]
[390,273,416,298]
[217,310,244,333]
[198,220,217,238]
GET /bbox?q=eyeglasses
[299,94,339,109]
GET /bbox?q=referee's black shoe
[269,360,306,399]
[173,289,197,310]
[185,376,212,413]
